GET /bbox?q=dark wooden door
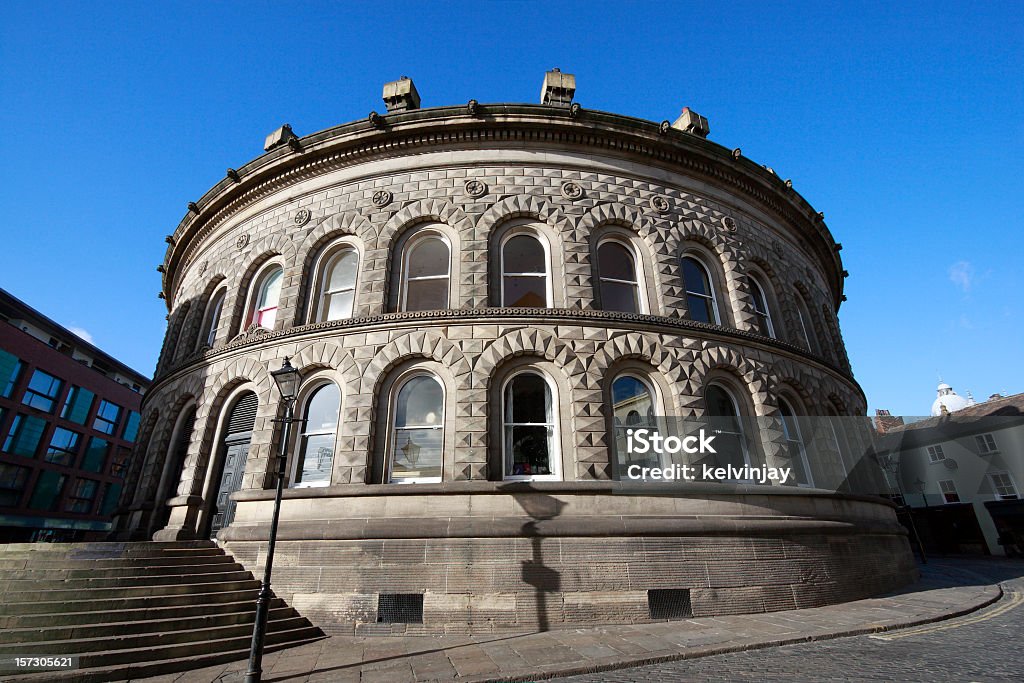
[209,441,249,539]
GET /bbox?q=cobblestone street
[556,559,1024,683]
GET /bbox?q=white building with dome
[931,381,975,417]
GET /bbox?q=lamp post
[245,357,301,683]
[875,450,927,564]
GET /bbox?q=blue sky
[1,1,1021,416]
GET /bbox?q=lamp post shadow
[505,486,567,632]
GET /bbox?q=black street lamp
[245,356,301,683]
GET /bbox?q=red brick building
[0,288,150,541]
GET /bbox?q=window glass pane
[62,386,95,424]
[503,275,547,307]
[82,438,109,473]
[598,242,636,281]
[503,235,546,273]
[405,278,449,311]
[66,478,98,513]
[391,427,443,481]
[123,411,141,442]
[325,290,355,321]
[600,281,640,314]
[23,369,62,412]
[46,427,81,466]
[3,415,46,457]
[504,373,555,478]
[256,306,277,329]
[297,433,335,486]
[682,257,712,296]
[506,425,553,476]
[327,249,358,291]
[396,376,443,427]
[28,471,66,511]
[506,374,549,424]
[686,294,716,323]
[408,238,449,278]
[0,351,22,398]
[257,268,283,308]
[93,400,122,435]
[100,482,123,515]
[205,291,225,346]
[0,462,30,506]
[305,384,340,431]
[612,376,657,470]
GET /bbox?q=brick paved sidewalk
[129,560,1007,683]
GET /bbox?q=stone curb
[463,583,1004,682]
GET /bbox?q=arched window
[611,374,658,471]
[293,383,340,488]
[681,256,720,324]
[746,276,775,338]
[200,289,226,348]
[794,293,816,353]
[597,240,643,313]
[704,384,751,471]
[317,247,359,321]
[250,266,283,329]
[402,235,450,311]
[778,398,813,487]
[389,374,444,482]
[502,371,559,479]
[501,233,550,307]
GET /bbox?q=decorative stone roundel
[721,216,738,233]
[772,238,784,256]
[464,179,488,199]
[294,209,312,227]
[197,261,208,275]
[560,181,584,200]
[235,234,250,250]
[649,195,671,214]
[371,190,393,208]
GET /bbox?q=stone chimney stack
[874,409,905,434]
[672,107,710,138]
[383,76,421,112]
[540,68,576,107]
[264,123,299,152]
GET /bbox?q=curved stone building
[114,73,916,634]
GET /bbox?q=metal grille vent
[377,593,424,623]
[647,589,693,619]
[226,392,258,436]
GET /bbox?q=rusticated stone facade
[113,76,915,633]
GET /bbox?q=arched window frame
[400,230,452,312]
[500,368,561,481]
[595,236,647,314]
[386,370,445,484]
[681,253,722,325]
[746,274,776,338]
[288,379,341,488]
[778,396,814,488]
[243,261,285,330]
[793,292,817,353]
[609,371,663,475]
[198,286,227,349]
[499,229,553,308]
[309,238,362,322]
[703,380,754,475]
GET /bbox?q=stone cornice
[143,308,865,406]
[161,105,845,310]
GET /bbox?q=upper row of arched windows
[188,224,826,359]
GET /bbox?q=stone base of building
[218,482,918,635]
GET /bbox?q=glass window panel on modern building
[3,414,46,456]
[320,249,359,321]
[704,385,750,471]
[45,427,81,466]
[777,399,813,487]
[403,236,450,311]
[611,375,658,470]
[597,241,641,313]
[22,369,62,412]
[990,472,1018,500]
[122,411,141,442]
[746,276,775,338]
[501,234,549,307]
[93,400,122,435]
[681,256,719,324]
[61,386,95,424]
[0,462,30,506]
[0,351,23,398]
[28,471,66,511]
[81,438,109,473]
[254,267,283,329]
[65,478,99,513]
[99,482,123,515]
[294,383,341,487]
[390,375,444,482]
[503,372,557,478]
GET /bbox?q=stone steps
[0,541,325,681]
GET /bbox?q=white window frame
[704,382,753,475]
[314,244,360,322]
[939,479,960,504]
[387,372,444,484]
[244,262,284,330]
[747,275,775,338]
[927,444,946,463]
[778,398,814,488]
[610,372,662,471]
[596,237,647,314]
[500,230,553,308]
[290,381,341,489]
[975,433,999,455]
[400,232,451,312]
[682,255,721,325]
[989,471,1018,500]
[794,294,815,352]
[200,287,227,348]
[501,369,561,481]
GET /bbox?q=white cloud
[948,260,974,293]
[68,326,94,344]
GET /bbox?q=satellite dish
[944,458,959,471]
